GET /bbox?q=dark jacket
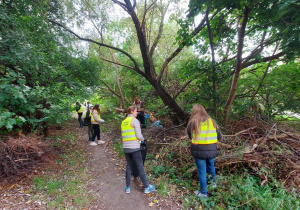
[187,122,221,159]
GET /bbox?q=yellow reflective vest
[121,117,138,141]
[192,118,218,145]
[91,111,100,122]
[77,105,84,113]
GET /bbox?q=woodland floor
[1,115,300,209]
[0,118,178,210]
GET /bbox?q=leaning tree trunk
[148,77,187,124]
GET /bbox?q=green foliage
[0,1,103,134]
[237,62,300,117]
[182,172,300,209]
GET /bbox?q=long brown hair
[127,105,136,114]
[187,104,214,137]
[93,104,101,115]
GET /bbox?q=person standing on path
[187,104,222,198]
[132,97,146,128]
[86,104,94,142]
[76,102,84,128]
[90,104,105,146]
[121,106,155,194]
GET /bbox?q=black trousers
[137,112,145,127]
[78,113,83,127]
[132,142,147,177]
[92,124,100,141]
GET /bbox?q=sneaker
[124,186,130,194]
[98,140,105,145]
[212,183,217,188]
[195,190,208,198]
[89,142,97,146]
[144,185,155,194]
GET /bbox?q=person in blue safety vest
[121,105,155,194]
[187,104,222,198]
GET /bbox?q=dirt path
[79,126,153,210]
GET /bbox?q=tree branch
[98,77,121,98]
[250,42,279,102]
[242,52,285,69]
[99,57,145,76]
[150,5,166,57]
[48,19,144,76]
[111,0,129,12]
[158,8,209,81]
[173,73,203,100]
[242,31,266,64]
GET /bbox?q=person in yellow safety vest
[149,111,163,128]
[187,104,222,198]
[75,102,84,128]
[251,102,265,119]
[121,106,155,194]
[89,104,105,146]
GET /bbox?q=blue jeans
[194,157,216,195]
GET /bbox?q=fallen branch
[256,117,300,141]
[223,126,256,137]
[256,133,288,144]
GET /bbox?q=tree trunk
[206,9,217,118]
[223,7,250,125]
[147,77,187,124]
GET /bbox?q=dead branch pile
[142,117,300,192]
[0,133,51,179]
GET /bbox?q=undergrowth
[30,133,95,209]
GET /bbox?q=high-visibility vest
[192,118,218,145]
[77,105,84,113]
[121,117,138,141]
[91,111,100,122]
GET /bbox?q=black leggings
[78,113,83,127]
[92,124,100,141]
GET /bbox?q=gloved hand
[140,140,147,147]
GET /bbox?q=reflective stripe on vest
[78,106,84,113]
[91,111,100,122]
[121,117,138,141]
[192,118,218,145]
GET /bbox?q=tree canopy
[0,0,299,133]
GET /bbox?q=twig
[256,117,300,141]
[223,126,256,137]
[235,197,258,208]
[0,140,19,172]
[262,123,276,144]
[283,170,297,184]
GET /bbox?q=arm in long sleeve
[92,111,104,123]
[131,118,144,141]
